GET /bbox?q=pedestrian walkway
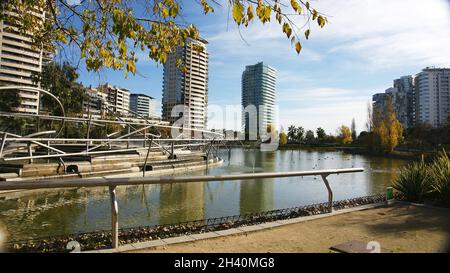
[128,203,450,253]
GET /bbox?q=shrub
[429,152,450,206]
[393,161,433,202]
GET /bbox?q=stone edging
[84,202,388,253]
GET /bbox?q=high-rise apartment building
[82,87,107,118]
[373,75,415,129]
[415,67,450,127]
[241,62,277,139]
[374,68,450,129]
[393,75,415,128]
[162,38,209,130]
[97,84,130,116]
[372,93,389,111]
[130,93,156,118]
[0,7,51,114]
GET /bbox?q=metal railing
[0,168,364,249]
[0,86,225,164]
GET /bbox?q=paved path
[131,203,450,253]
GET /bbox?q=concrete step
[145,160,206,171]
[0,165,23,175]
[79,167,140,178]
[0,172,19,181]
[91,152,166,162]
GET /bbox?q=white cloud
[278,87,354,101]
[205,20,324,62]
[276,86,379,133]
[314,0,450,69]
[279,100,370,134]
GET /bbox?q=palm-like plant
[393,161,434,202]
[429,152,450,206]
[287,125,297,142]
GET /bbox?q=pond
[0,148,409,242]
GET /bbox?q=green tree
[89,113,124,139]
[305,130,315,143]
[295,126,305,142]
[316,127,326,141]
[0,88,30,134]
[287,125,297,142]
[32,62,89,138]
[0,90,20,112]
[35,62,86,116]
[0,0,328,75]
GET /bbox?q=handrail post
[142,137,154,177]
[321,174,333,213]
[169,141,175,159]
[109,185,119,249]
[143,128,146,147]
[127,125,131,149]
[0,132,7,157]
[86,116,92,153]
[27,143,33,164]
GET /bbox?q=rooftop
[130,93,155,99]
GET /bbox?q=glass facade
[241,62,277,139]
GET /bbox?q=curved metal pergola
[0,85,225,162]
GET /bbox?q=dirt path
[133,203,450,253]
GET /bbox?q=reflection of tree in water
[365,156,410,193]
[240,151,276,214]
[0,189,88,241]
[158,182,205,225]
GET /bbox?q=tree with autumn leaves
[0,0,328,76]
[337,125,352,144]
[367,96,404,153]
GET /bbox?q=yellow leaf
[264,6,271,21]
[127,60,136,74]
[295,41,302,54]
[282,23,292,38]
[247,5,254,21]
[232,2,244,25]
[312,9,318,20]
[161,7,169,18]
[305,29,310,40]
[290,0,299,12]
[318,16,326,28]
[169,4,178,17]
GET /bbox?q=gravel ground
[133,203,450,253]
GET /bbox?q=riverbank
[228,141,439,161]
[7,195,386,252]
[338,147,433,161]
[130,202,450,253]
[277,143,437,161]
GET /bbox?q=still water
[0,148,409,241]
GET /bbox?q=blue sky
[76,0,450,134]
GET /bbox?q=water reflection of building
[0,189,86,241]
[240,150,275,214]
[158,182,205,224]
